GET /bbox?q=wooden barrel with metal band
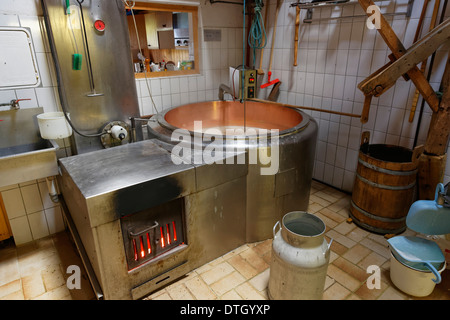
[350,132,423,234]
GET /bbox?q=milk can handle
[273,221,281,238]
[327,238,333,251]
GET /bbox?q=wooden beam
[417,54,450,199]
[358,18,450,105]
[425,54,450,156]
[358,0,440,113]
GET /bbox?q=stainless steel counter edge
[58,139,248,228]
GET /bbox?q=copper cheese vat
[148,100,318,242]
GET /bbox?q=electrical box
[229,67,257,100]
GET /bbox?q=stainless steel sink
[0,107,59,188]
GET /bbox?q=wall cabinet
[0,194,12,241]
[156,12,173,30]
[144,13,159,49]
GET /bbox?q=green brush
[72,53,82,70]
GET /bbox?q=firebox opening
[120,197,186,271]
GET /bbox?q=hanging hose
[42,1,106,138]
[248,0,267,67]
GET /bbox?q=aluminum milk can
[268,211,332,300]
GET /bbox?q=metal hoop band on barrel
[350,200,407,234]
[355,173,416,191]
[358,158,418,176]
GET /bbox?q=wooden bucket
[350,132,423,234]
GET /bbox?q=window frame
[126,2,200,78]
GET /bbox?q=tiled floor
[0,180,448,300]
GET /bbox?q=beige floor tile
[22,272,45,300]
[210,271,245,297]
[250,239,272,257]
[41,264,65,291]
[323,282,351,300]
[0,279,21,299]
[314,190,340,204]
[34,285,72,300]
[152,292,172,300]
[145,288,169,300]
[0,254,20,287]
[319,207,347,223]
[185,276,217,300]
[315,212,338,229]
[346,225,370,242]
[309,194,331,207]
[357,251,388,271]
[166,284,195,300]
[307,202,324,214]
[333,220,357,235]
[0,289,24,300]
[359,237,390,259]
[327,264,361,292]
[235,282,265,300]
[221,244,249,260]
[326,229,357,248]
[220,289,242,300]
[248,268,269,292]
[342,243,372,264]
[327,197,351,213]
[377,286,408,300]
[324,276,335,290]
[227,254,258,279]
[200,261,234,285]
[239,247,269,273]
[354,278,388,300]
[332,256,369,283]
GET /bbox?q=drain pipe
[46,177,59,203]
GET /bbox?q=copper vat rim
[153,100,311,139]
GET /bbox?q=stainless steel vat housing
[58,139,248,299]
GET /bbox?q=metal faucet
[218,84,233,101]
[0,99,31,110]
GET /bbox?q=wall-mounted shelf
[290,0,415,23]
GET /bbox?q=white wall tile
[28,210,49,240]
[325,143,336,165]
[8,216,32,245]
[161,78,171,95]
[36,87,58,112]
[170,77,180,94]
[323,164,334,185]
[2,188,26,219]
[0,13,20,26]
[179,77,189,93]
[21,184,43,214]
[45,206,65,234]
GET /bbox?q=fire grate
[120,198,186,271]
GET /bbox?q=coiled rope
[248,0,267,67]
